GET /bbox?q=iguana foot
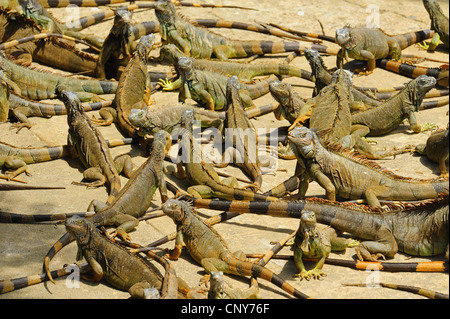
[418,41,431,51]
[356,247,386,261]
[199,274,211,288]
[421,122,438,132]
[10,122,32,133]
[113,229,131,241]
[355,69,373,76]
[294,271,311,281]
[90,115,112,126]
[242,182,261,192]
[347,238,360,248]
[440,172,449,179]
[158,78,177,91]
[307,269,327,280]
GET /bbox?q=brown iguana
[94,8,134,80]
[335,26,434,75]
[420,0,449,51]
[187,194,449,261]
[292,210,358,280]
[176,56,279,111]
[207,271,261,299]
[213,76,263,191]
[415,127,449,178]
[174,108,279,201]
[64,215,165,299]
[154,1,338,60]
[91,34,155,140]
[43,130,172,283]
[161,198,311,299]
[0,7,98,74]
[0,51,117,101]
[59,86,131,205]
[158,43,312,91]
[287,126,449,207]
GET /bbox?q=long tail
[0,211,94,223]
[43,232,75,284]
[342,282,449,299]
[393,30,435,50]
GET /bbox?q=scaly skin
[93,35,155,139]
[64,216,164,299]
[207,271,261,299]
[43,131,171,284]
[336,26,434,74]
[343,282,449,299]
[217,76,263,191]
[415,128,449,178]
[421,0,449,50]
[175,109,279,201]
[288,126,449,207]
[158,43,312,90]
[176,56,278,111]
[187,194,449,261]
[162,198,311,299]
[0,8,98,74]
[293,211,358,280]
[154,1,338,60]
[0,51,116,101]
[351,75,437,135]
[94,8,134,80]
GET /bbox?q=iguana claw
[158,78,176,91]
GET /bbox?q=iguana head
[331,68,353,88]
[406,75,436,111]
[128,108,162,136]
[335,27,354,49]
[269,81,296,113]
[159,44,185,64]
[65,216,95,247]
[177,56,195,78]
[57,85,84,115]
[152,130,172,155]
[209,271,226,299]
[162,198,190,224]
[136,34,156,62]
[288,126,316,159]
[304,48,326,76]
[298,211,319,253]
[225,76,242,105]
[111,8,133,38]
[155,1,177,40]
[181,108,195,133]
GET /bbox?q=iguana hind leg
[72,167,106,188]
[355,226,398,261]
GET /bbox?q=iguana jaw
[409,75,437,111]
[64,216,90,246]
[335,28,351,46]
[162,198,186,223]
[288,127,316,159]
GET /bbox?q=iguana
[154,1,338,60]
[420,0,449,51]
[0,51,117,101]
[94,8,134,80]
[207,271,261,299]
[292,210,358,280]
[351,75,437,135]
[43,130,172,283]
[288,126,449,207]
[59,86,131,205]
[161,198,311,299]
[174,109,279,201]
[91,34,155,140]
[176,56,279,111]
[187,194,449,261]
[335,26,434,75]
[213,76,263,191]
[64,215,165,299]
[342,282,449,299]
[158,43,312,91]
[415,127,449,178]
[127,102,279,141]
[0,7,99,74]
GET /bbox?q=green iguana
[158,43,312,91]
[162,198,311,299]
[420,0,449,50]
[176,56,278,111]
[0,51,117,101]
[92,34,155,140]
[292,210,358,280]
[335,26,434,75]
[415,127,449,178]
[154,1,338,60]
[64,216,165,299]
[288,126,449,207]
[174,109,279,201]
[188,194,449,261]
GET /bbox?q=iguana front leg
[168,30,192,56]
[354,50,376,75]
[2,156,31,179]
[418,33,441,51]
[407,111,436,133]
[91,107,117,126]
[166,228,184,260]
[309,164,336,201]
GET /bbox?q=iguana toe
[294,271,311,281]
[421,122,438,132]
[307,269,327,280]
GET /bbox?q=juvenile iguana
[420,0,449,50]
[187,194,449,261]
[288,126,449,207]
[176,56,278,111]
[162,198,310,299]
[0,51,117,101]
[154,1,338,60]
[292,210,358,280]
[158,43,312,91]
[415,127,449,178]
[335,26,434,75]
[175,109,279,201]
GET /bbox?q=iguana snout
[335,28,351,46]
[162,198,186,222]
[288,127,316,158]
[64,216,91,246]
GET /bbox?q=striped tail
[394,30,434,50]
[226,258,310,299]
[0,211,94,223]
[43,232,75,284]
[237,41,339,57]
